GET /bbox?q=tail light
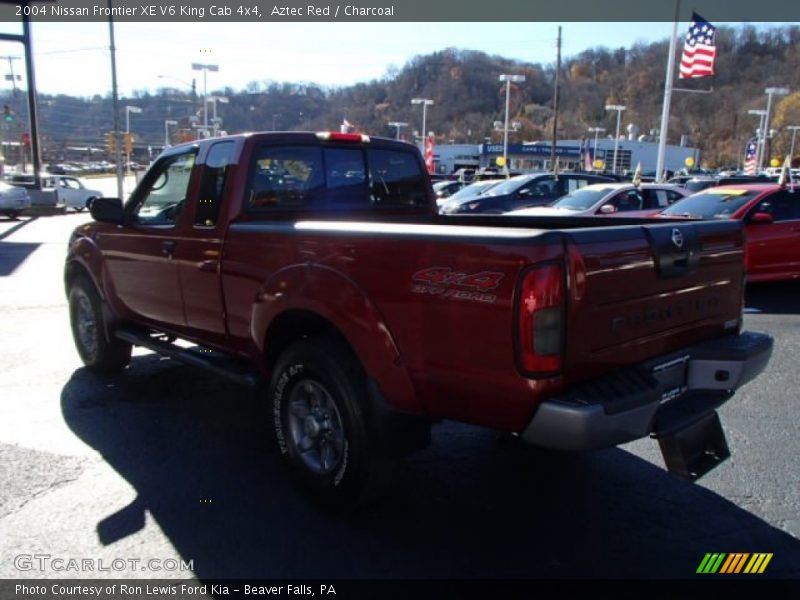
[516,262,565,376]
[316,132,370,143]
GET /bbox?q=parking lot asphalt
[0,213,798,580]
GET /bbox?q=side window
[643,189,669,209]
[751,191,800,222]
[566,178,588,193]
[530,178,558,196]
[63,178,81,190]
[195,141,234,227]
[367,148,427,207]
[324,147,368,206]
[611,190,643,212]
[132,151,196,225]
[248,145,323,210]
[666,190,684,205]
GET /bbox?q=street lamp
[191,62,219,137]
[761,87,790,169]
[748,109,768,170]
[499,74,525,175]
[787,125,800,163]
[125,105,141,174]
[587,126,606,169]
[164,119,178,147]
[388,121,408,140]
[208,95,228,137]
[605,104,626,175]
[411,98,434,145]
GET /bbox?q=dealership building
[428,139,700,176]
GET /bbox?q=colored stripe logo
[697,553,773,574]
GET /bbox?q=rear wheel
[269,338,382,508]
[68,276,131,374]
[6,211,19,220]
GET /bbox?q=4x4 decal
[411,267,504,303]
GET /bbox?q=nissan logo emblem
[671,228,684,249]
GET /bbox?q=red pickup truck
[65,132,772,505]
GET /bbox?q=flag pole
[655,0,681,183]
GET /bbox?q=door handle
[161,240,177,255]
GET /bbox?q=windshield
[483,175,534,197]
[552,186,618,210]
[661,189,759,219]
[449,180,501,200]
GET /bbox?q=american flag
[679,12,717,79]
[424,135,434,173]
[743,139,758,175]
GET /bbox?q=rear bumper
[521,331,773,450]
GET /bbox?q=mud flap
[656,411,730,481]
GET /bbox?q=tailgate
[563,220,744,383]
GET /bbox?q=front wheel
[68,276,131,374]
[269,338,380,508]
[5,211,19,220]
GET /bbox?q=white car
[54,175,103,211]
[506,183,689,217]
[0,181,32,219]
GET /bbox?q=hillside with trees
[5,24,800,168]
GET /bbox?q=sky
[0,21,756,97]
[0,21,780,98]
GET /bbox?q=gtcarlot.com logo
[696,552,773,574]
[14,554,193,573]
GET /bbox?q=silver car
[506,183,688,217]
[0,181,31,219]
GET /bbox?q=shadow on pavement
[0,242,41,277]
[0,216,38,241]
[61,355,800,579]
[745,281,800,315]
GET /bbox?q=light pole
[124,105,141,174]
[605,104,626,175]
[748,109,767,171]
[208,95,228,137]
[388,121,408,140]
[499,74,525,175]
[411,98,434,146]
[164,119,177,147]
[191,62,219,137]
[761,87,790,170]
[587,126,606,170]
[787,125,800,164]
[157,74,197,116]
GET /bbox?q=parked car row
[1,173,102,217]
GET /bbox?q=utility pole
[1,55,21,96]
[108,0,124,199]
[550,26,562,169]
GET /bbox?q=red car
[657,183,800,283]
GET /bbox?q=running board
[115,329,258,388]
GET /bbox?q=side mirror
[599,204,617,214]
[750,212,774,225]
[90,197,124,224]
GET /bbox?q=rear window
[247,144,427,211]
[661,189,759,219]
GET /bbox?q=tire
[6,211,19,220]
[68,276,132,374]
[85,197,96,210]
[75,206,84,213]
[269,337,382,508]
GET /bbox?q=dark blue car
[440,172,616,214]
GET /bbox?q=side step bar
[115,329,258,388]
